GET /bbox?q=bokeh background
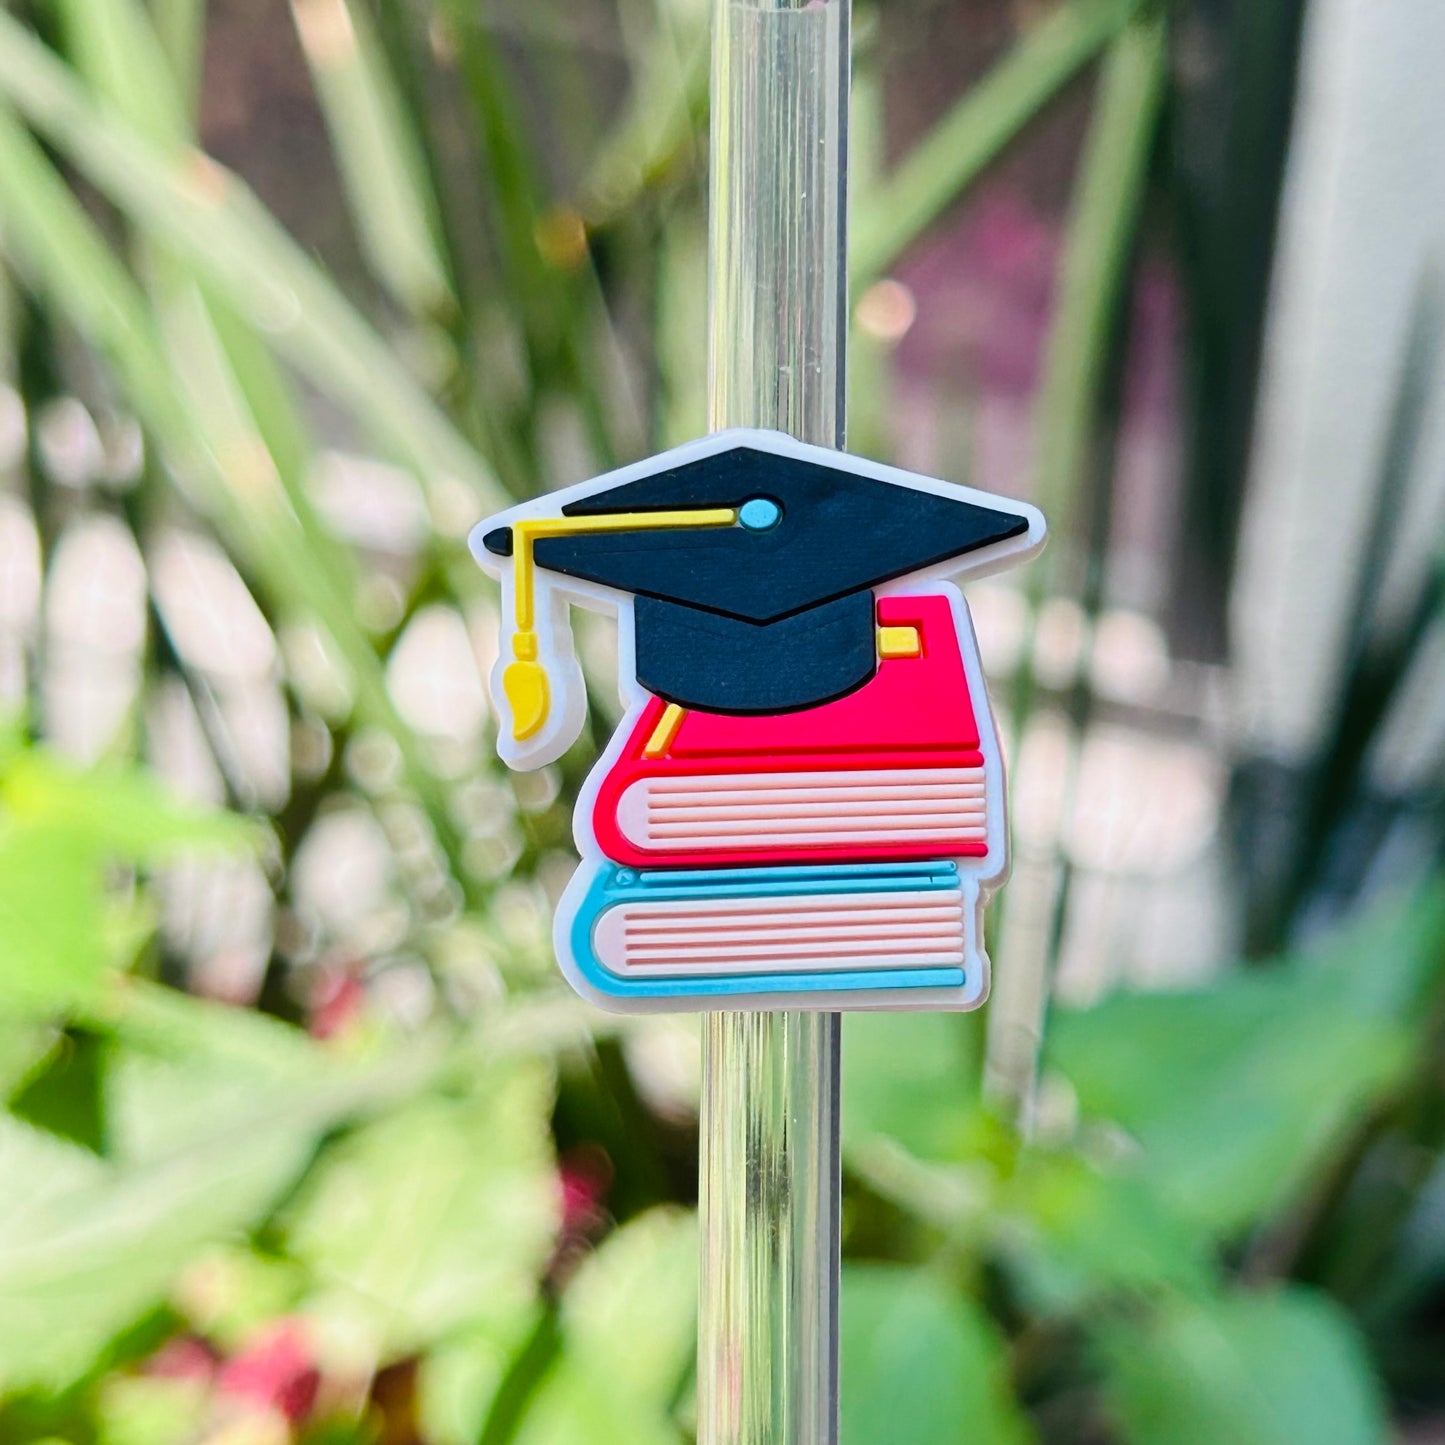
[1,0,1444,1440]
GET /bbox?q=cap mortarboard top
[477,431,1041,723]
[470,428,1045,1013]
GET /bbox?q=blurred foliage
[0,0,1441,1442]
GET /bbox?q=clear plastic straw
[698,2,850,1441]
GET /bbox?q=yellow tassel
[503,631,549,740]
[501,508,734,747]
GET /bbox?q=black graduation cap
[476,432,1043,730]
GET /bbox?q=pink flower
[557,1144,613,1235]
[147,1336,218,1381]
[217,1321,320,1426]
[309,969,366,1040]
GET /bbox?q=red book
[592,593,992,869]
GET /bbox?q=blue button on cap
[739,497,782,530]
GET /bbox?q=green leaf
[1046,889,1445,1235]
[558,1207,697,1406]
[511,1364,682,1445]
[0,94,472,894]
[55,0,407,802]
[282,1061,558,1357]
[0,1017,59,1096]
[0,824,109,1017]
[94,1373,208,1445]
[1030,8,1167,531]
[291,0,453,318]
[0,8,498,506]
[0,995,424,1391]
[581,1,708,228]
[1100,1288,1389,1445]
[979,9,1169,1120]
[54,0,188,148]
[419,1309,547,1445]
[9,1026,110,1154]
[3,748,263,861]
[843,1013,981,1163]
[149,0,206,119]
[1050,975,1405,1233]
[165,1241,306,1354]
[841,1265,1032,1445]
[480,1210,698,1445]
[1000,1152,1213,1308]
[0,748,259,1019]
[93,977,325,1078]
[0,1084,314,1390]
[851,0,1145,287]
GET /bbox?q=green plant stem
[8,0,500,914]
[0,8,503,512]
[0,106,477,904]
[288,0,455,322]
[475,1301,562,1445]
[56,0,367,650]
[1278,285,1445,931]
[581,1,709,228]
[851,0,1146,288]
[147,0,204,122]
[438,0,638,475]
[984,9,1168,1127]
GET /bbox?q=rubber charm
[470,428,1046,1013]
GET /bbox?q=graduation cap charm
[471,429,1045,1012]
